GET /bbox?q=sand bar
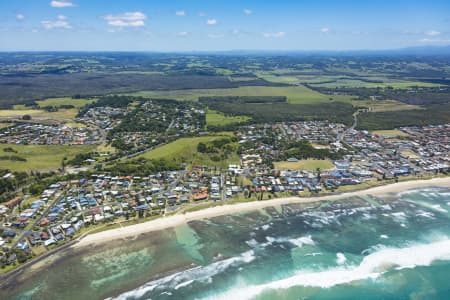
[74,177,450,249]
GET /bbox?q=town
[1,118,449,268]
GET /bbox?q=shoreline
[74,176,450,249]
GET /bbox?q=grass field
[254,72,300,84]
[64,122,87,128]
[127,85,355,104]
[274,159,334,171]
[0,122,14,129]
[308,78,440,89]
[36,97,94,108]
[371,129,410,137]
[12,97,93,110]
[0,108,79,122]
[0,144,96,172]
[134,134,239,168]
[401,149,420,159]
[353,99,422,112]
[96,143,117,154]
[206,110,250,127]
[0,109,39,117]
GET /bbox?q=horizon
[1,0,450,51]
[1,45,450,55]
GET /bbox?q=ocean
[2,187,450,300]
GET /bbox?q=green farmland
[127,85,355,104]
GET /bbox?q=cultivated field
[127,85,355,104]
[308,78,440,89]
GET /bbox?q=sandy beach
[74,177,450,249]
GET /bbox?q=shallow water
[2,187,450,300]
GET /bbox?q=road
[337,109,361,142]
[11,191,65,248]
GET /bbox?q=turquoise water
[2,187,450,300]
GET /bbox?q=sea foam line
[201,238,450,300]
[109,250,256,300]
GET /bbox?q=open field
[206,109,250,127]
[371,129,410,137]
[0,109,39,117]
[96,143,117,154]
[274,159,334,171]
[13,98,93,110]
[353,99,423,112]
[401,149,420,159]
[0,108,79,122]
[308,78,441,89]
[134,134,239,168]
[64,122,87,128]
[0,144,96,172]
[127,85,355,104]
[36,97,94,108]
[254,72,300,84]
[33,109,79,121]
[0,122,14,129]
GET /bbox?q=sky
[0,0,449,51]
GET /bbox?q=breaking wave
[201,237,450,300]
[110,250,256,300]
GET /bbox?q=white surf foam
[261,224,271,231]
[336,253,347,265]
[111,250,256,300]
[415,210,435,219]
[201,238,450,300]
[174,280,194,290]
[391,212,408,222]
[288,235,315,248]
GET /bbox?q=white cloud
[41,15,72,29]
[420,38,450,43]
[426,30,441,36]
[321,27,330,33]
[198,12,207,17]
[50,0,76,8]
[206,19,217,25]
[176,10,186,17]
[244,9,252,15]
[263,31,286,38]
[103,12,147,27]
[177,31,189,37]
[208,33,224,39]
[16,14,25,21]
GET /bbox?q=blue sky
[1,0,449,51]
